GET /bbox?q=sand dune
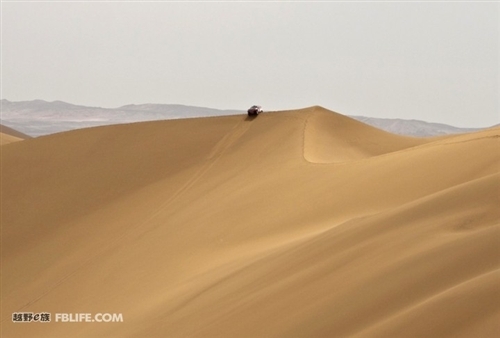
[1,106,499,337]
[0,124,30,145]
[304,107,427,163]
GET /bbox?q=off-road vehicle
[247,105,263,116]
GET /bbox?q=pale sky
[2,1,499,128]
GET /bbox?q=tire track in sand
[150,116,251,213]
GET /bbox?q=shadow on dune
[244,114,258,122]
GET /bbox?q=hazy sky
[2,1,499,127]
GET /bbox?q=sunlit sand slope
[0,124,30,145]
[303,107,425,163]
[2,106,499,337]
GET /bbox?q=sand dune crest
[303,106,427,163]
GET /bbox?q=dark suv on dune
[247,105,263,116]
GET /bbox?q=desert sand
[0,124,30,145]
[1,106,499,337]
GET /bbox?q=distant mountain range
[0,100,241,137]
[351,115,482,137]
[1,99,484,137]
